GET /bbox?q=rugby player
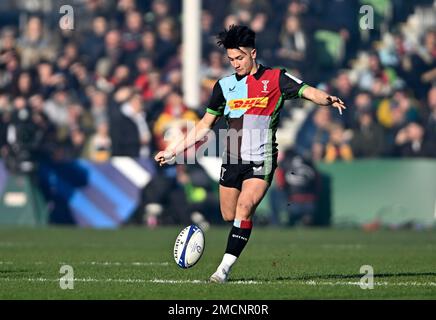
[155,25,346,283]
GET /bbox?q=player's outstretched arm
[301,86,347,115]
[154,112,221,166]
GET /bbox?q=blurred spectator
[11,71,36,98]
[377,88,420,130]
[28,93,56,158]
[145,0,171,27]
[358,52,396,93]
[420,29,436,82]
[378,31,404,69]
[140,30,158,66]
[80,16,108,69]
[4,95,45,173]
[330,70,357,127]
[89,88,109,127]
[0,27,18,69]
[394,122,436,157]
[94,58,114,93]
[164,67,182,92]
[109,64,131,87]
[155,17,178,69]
[285,0,309,18]
[277,15,307,71]
[54,102,91,160]
[323,122,353,163]
[230,0,271,18]
[63,42,79,66]
[100,29,124,72]
[295,107,331,160]
[0,33,20,89]
[223,14,240,30]
[115,0,138,26]
[74,0,111,34]
[201,50,231,81]
[201,9,216,56]
[84,121,112,162]
[250,12,276,64]
[408,28,436,99]
[43,88,70,128]
[146,69,172,102]
[122,10,144,66]
[134,54,154,100]
[16,16,55,69]
[350,108,385,158]
[424,86,436,141]
[36,61,59,99]
[153,91,199,151]
[69,62,93,106]
[350,91,374,129]
[110,90,151,158]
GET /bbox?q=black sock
[225,220,252,257]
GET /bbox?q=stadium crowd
[0,0,435,226]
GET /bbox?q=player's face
[227,47,256,76]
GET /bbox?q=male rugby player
[155,25,346,283]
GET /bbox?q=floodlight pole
[182,0,201,109]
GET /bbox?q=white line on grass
[150,279,207,284]
[150,279,262,284]
[0,278,149,283]
[304,280,436,287]
[0,261,170,266]
[0,277,435,287]
[0,278,260,285]
[62,261,170,266]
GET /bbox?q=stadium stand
[0,0,435,227]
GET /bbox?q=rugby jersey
[206,64,308,162]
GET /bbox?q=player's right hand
[154,150,176,166]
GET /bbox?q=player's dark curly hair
[216,25,256,49]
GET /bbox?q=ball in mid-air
[174,225,205,269]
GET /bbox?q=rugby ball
[174,225,205,269]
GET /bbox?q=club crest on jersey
[228,97,269,110]
[261,80,270,93]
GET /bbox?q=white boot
[209,265,231,283]
[209,254,237,283]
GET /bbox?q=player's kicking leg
[210,179,269,283]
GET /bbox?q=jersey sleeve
[279,69,310,100]
[206,81,226,116]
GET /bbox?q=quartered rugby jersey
[206,64,309,162]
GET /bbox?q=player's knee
[221,210,235,222]
[223,216,233,222]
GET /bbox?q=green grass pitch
[0,227,435,299]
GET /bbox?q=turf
[0,226,435,299]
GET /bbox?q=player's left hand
[327,96,347,115]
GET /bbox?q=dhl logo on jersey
[228,97,269,110]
